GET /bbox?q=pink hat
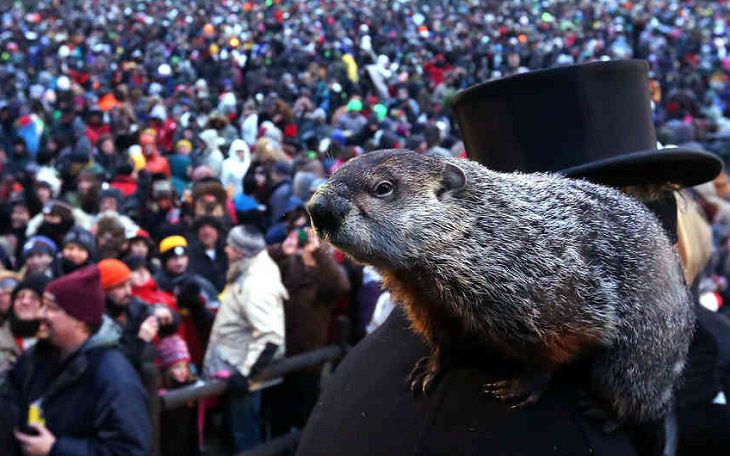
[157,335,191,370]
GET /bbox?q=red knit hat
[157,335,192,370]
[46,265,104,326]
[98,258,132,290]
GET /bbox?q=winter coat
[221,139,251,196]
[297,307,638,456]
[268,179,294,226]
[203,249,287,378]
[270,246,350,358]
[2,319,151,455]
[198,129,225,177]
[187,239,229,293]
[154,270,218,366]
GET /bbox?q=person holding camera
[203,224,287,452]
[98,258,180,372]
[267,225,350,434]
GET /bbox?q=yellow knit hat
[159,235,188,255]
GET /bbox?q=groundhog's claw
[482,373,550,409]
[409,356,443,397]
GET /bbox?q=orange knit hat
[98,258,132,290]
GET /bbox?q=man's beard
[105,297,128,319]
[9,311,41,338]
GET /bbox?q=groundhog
[307,149,694,426]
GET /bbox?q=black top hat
[450,59,723,187]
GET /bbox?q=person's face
[107,280,132,306]
[130,267,151,288]
[166,255,188,275]
[14,288,42,321]
[198,225,219,248]
[63,243,89,265]
[42,292,85,350]
[225,244,244,263]
[11,205,29,229]
[26,252,53,273]
[129,240,149,258]
[36,186,52,204]
[156,197,172,211]
[77,178,93,194]
[99,197,118,212]
[100,139,115,155]
[169,361,190,383]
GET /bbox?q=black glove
[249,343,279,379]
[176,280,202,311]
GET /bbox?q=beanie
[11,273,51,302]
[157,334,192,370]
[46,265,104,326]
[159,235,188,259]
[227,225,265,258]
[98,258,132,290]
[22,235,57,260]
[62,226,98,260]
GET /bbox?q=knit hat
[62,226,97,260]
[46,265,104,326]
[159,235,188,259]
[98,258,132,290]
[22,235,57,260]
[11,273,51,302]
[157,334,192,370]
[227,225,265,257]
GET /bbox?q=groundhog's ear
[440,163,467,196]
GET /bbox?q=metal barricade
[150,315,351,455]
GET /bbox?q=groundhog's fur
[307,149,694,425]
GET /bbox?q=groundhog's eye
[372,181,395,198]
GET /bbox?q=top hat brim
[560,147,723,188]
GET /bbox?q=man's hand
[138,315,159,342]
[153,306,173,326]
[302,227,321,254]
[282,230,299,256]
[14,423,55,456]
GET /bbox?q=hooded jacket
[2,316,151,455]
[198,129,225,177]
[221,139,252,196]
[203,249,287,378]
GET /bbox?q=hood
[199,129,224,151]
[228,139,251,163]
[83,314,122,352]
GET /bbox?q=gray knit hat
[227,225,265,258]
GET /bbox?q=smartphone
[296,228,308,248]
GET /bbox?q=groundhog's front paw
[409,356,443,397]
[482,372,551,409]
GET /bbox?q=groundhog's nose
[307,193,349,237]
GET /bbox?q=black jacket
[297,307,637,456]
[187,239,228,293]
[2,321,151,455]
[109,296,180,372]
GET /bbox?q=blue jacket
[5,318,151,455]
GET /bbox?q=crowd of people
[0,0,730,454]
